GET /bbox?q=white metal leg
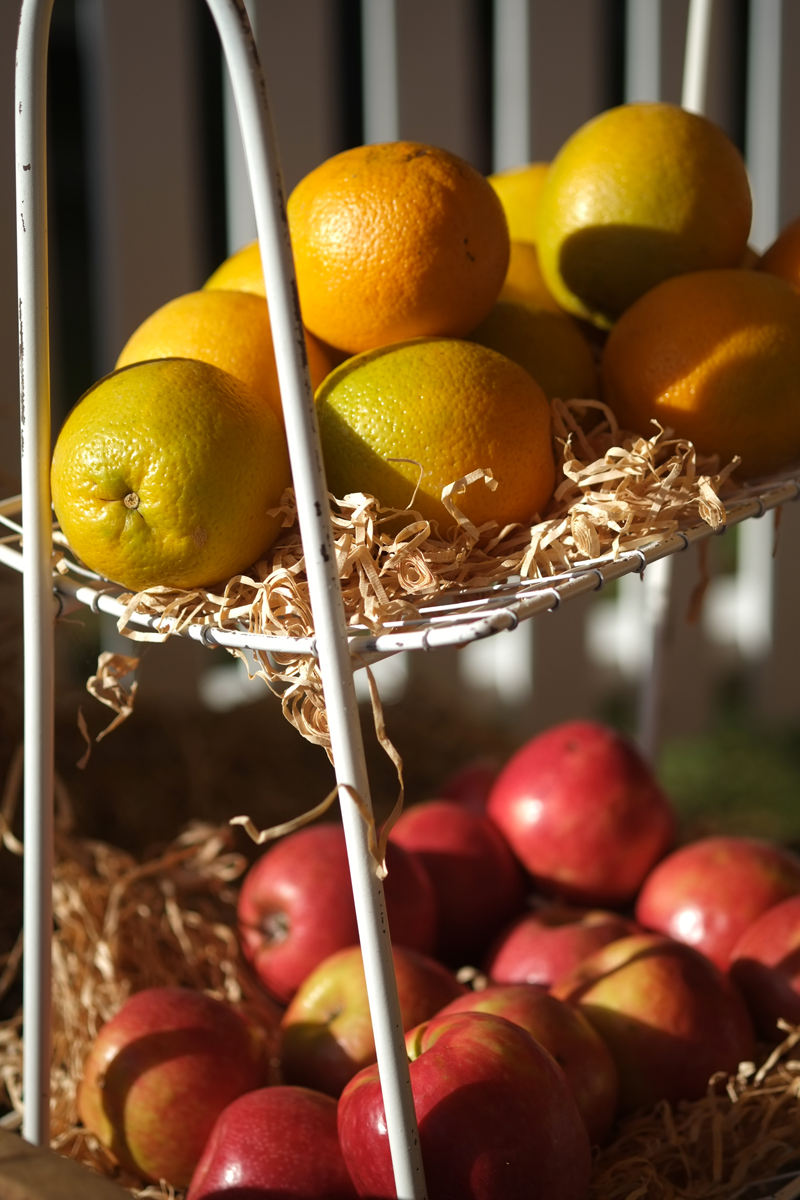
[203,4,425,1195]
[16,0,56,1149]
[15,1,426,1189]
[682,0,714,114]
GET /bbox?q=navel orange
[287,142,509,354]
[469,300,598,402]
[488,162,550,245]
[537,103,752,328]
[51,359,291,591]
[317,338,555,533]
[116,290,335,418]
[602,269,800,479]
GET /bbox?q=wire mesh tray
[1,473,797,662]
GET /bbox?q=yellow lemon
[537,103,752,328]
[488,162,550,244]
[317,338,555,533]
[51,358,291,591]
[500,241,564,312]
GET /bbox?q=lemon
[500,241,563,312]
[489,162,550,244]
[51,359,291,591]
[536,103,752,328]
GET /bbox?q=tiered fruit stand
[4,0,800,1197]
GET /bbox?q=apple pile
[75,719,800,1197]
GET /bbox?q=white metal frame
[8,0,794,1193]
[14,2,428,1194]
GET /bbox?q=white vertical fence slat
[626,0,661,102]
[255,0,345,193]
[74,0,208,375]
[750,0,800,723]
[527,0,612,159]
[394,0,484,167]
[362,0,399,145]
[746,0,783,254]
[223,0,348,255]
[682,0,714,113]
[493,0,530,171]
[725,0,784,720]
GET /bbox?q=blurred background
[2,0,800,856]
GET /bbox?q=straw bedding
[74,399,737,755]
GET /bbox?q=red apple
[635,836,800,969]
[553,934,754,1113]
[186,1086,356,1199]
[729,894,800,1038]
[439,759,498,813]
[434,983,619,1144]
[339,1011,592,1200]
[487,721,675,905]
[77,987,268,1187]
[280,943,464,1096]
[237,823,437,1003]
[485,904,640,989]
[388,800,526,964]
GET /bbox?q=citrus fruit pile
[50,103,800,595]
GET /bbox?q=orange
[204,240,264,295]
[537,103,752,328]
[51,359,291,591]
[488,162,549,244]
[317,338,555,533]
[287,142,509,354]
[602,269,800,479]
[469,300,598,402]
[499,241,563,312]
[758,216,800,287]
[116,290,335,418]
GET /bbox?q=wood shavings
[94,400,736,748]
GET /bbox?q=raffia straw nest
[79,399,737,752]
